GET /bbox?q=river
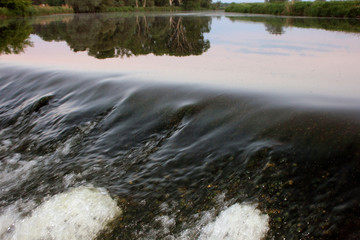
[0,11,360,240]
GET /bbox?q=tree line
[225,0,360,18]
[65,0,213,12]
[1,0,213,14]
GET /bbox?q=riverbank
[0,5,73,18]
[225,1,360,18]
[103,6,183,12]
[0,6,182,18]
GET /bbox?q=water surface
[1,12,360,101]
[1,12,360,240]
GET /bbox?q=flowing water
[0,12,360,240]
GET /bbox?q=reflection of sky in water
[212,18,348,56]
[233,42,339,56]
[260,43,337,53]
[1,14,360,101]
[236,48,291,56]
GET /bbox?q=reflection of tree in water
[32,21,67,42]
[0,20,33,55]
[169,17,189,52]
[33,14,211,59]
[168,16,211,56]
[265,23,285,35]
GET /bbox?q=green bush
[225,1,360,18]
[65,0,109,13]
[0,0,32,15]
[0,7,12,16]
[346,5,360,17]
[303,1,320,16]
[182,0,201,10]
[286,2,311,16]
[266,3,285,15]
[27,5,73,15]
[104,6,134,11]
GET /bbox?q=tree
[200,0,210,8]
[182,0,200,9]
[65,0,113,13]
[0,0,32,15]
[32,0,45,5]
[47,0,66,6]
[154,0,167,6]
[32,0,65,5]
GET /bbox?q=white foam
[0,200,37,239]
[198,203,269,240]
[3,186,121,240]
[0,204,22,236]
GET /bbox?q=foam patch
[198,203,269,240]
[6,186,121,240]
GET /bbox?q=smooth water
[0,12,360,240]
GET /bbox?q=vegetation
[227,16,360,34]
[225,1,360,18]
[64,0,109,13]
[27,5,73,15]
[0,7,12,18]
[62,0,213,13]
[0,0,218,17]
[0,0,32,16]
[32,0,65,5]
[0,1,73,17]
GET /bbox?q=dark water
[1,12,360,240]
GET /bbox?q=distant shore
[225,1,360,18]
[0,5,218,18]
[0,6,181,18]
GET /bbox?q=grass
[27,5,74,16]
[225,1,360,18]
[0,5,73,18]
